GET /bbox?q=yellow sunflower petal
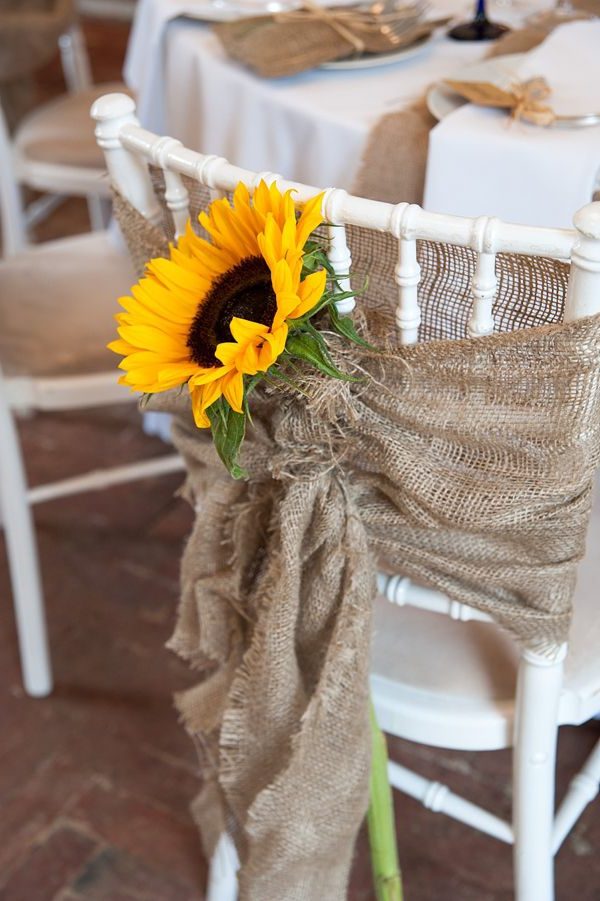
[229,317,270,344]
[190,364,235,386]
[108,338,137,355]
[239,341,261,375]
[222,370,244,413]
[295,192,325,249]
[259,323,288,369]
[117,324,186,355]
[200,375,226,412]
[190,386,211,428]
[214,342,240,367]
[288,269,327,320]
[272,292,300,331]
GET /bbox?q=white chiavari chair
[0,21,132,256]
[0,92,185,701]
[92,92,600,901]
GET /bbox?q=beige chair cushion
[14,81,133,169]
[0,231,136,378]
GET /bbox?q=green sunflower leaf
[285,330,360,382]
[207,399,247,480]
[329,302,376,350]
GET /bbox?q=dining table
[124,0,600,224]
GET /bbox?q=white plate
[183,1,294,23]
[320,33,431,71]
[426,53,526,121]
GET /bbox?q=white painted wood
[564,203,600,321]
[468,217,499,339]
[58,24,93,93]
[0,368,51,697]
[6,372,129,413]
[388,761,513,844]
[390,203,421,345]
[0,102,28,256]
[376,572,493,623]
[112,112,580,260]
[77,0,136,20]
[23,194,65,229]
[148,136,191,237]
[512,646,566,901]
[553,738,600,853]
[323,189,355,315]
[27,455,184,506]
[206,833,239,901]
[91,94,161,225]
[1,25,116,251]
[86,195,108,232]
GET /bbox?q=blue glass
[448,0,510,41]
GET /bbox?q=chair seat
[371,479,600,752]
[14,82,133,190]
[0,230,136,379]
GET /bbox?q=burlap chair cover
[113,182,600,900]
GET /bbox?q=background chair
[91,91,600,901]
[0,88,183,700]
[0,14,132,256]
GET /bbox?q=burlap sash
[114,186,600,899]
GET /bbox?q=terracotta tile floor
[1,11,600,900]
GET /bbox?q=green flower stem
[367,702,403,901]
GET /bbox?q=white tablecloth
[424,21,600,228]
[124,0,505,189]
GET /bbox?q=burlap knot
[114,186,600,899]
[444,75,556,126]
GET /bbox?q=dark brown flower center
[186,256,277,368]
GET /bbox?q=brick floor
[1,11,599,900]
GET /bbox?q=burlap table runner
[353,5,600,204]
[114,184,600,899]
[0,0,75,128]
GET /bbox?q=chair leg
[553,737,600,853]
[512,646,566,901]
[206,833,239,901]
[0,384,52,697]
[87,195,109,232]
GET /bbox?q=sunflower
[109,181,327,427]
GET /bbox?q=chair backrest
[0,21,93,257]
[92,92,600,667]
[91,92,600,344]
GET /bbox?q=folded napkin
[213,4,444,78]
[446,19,600,125]
[517,20,600,118]
[423,20,600,228]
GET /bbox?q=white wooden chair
[0,92,184,700]
[0,22,131,256]
[91,92,600,901]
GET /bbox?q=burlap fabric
[114,184,600,899]
[353,5,600,204]
[0,0,75,128]
[213,7,442,78]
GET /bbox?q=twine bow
[510,77,555,125]
[444,75,556,126]
[276,0,366,54]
